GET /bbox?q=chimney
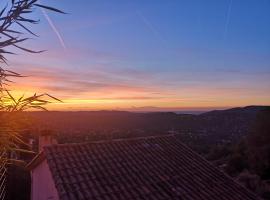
[38,130,57,152]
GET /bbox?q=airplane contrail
[136,10,167,47]
[41,8,67,50]
[224,0,233,40]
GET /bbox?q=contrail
[41,8,67,50]
[224,0,233,40]
[136,10,167,47]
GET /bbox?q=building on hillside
[27,134,260,200]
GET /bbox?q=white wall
[31,160,59,200]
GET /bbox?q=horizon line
[18,105,270,113]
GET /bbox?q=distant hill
[195,106,270,141]
[21,106,269,144]
[201,106,269,116]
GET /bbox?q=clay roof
[36,134,260,200]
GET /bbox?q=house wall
[31,160,59,200]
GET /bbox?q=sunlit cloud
[8,62,270,111]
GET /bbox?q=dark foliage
[0,1,64,199]
[222,108,270,199]
[247,108,270,179]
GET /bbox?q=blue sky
[6,0,270,110]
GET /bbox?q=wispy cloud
[10,66,163,99]
[10,66,270,110]
[41,8,67,50]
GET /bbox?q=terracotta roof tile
[43,134,260,200]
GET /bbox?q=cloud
[9,65,165,100]
[8,59,270,110]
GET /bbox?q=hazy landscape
[5,106,270,199]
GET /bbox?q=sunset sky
[5,0,270,111]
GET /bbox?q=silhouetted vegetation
[0,1,64,199]
[213,108,270,199]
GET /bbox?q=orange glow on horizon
[7,85,270,112]
[6,67,270,112]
